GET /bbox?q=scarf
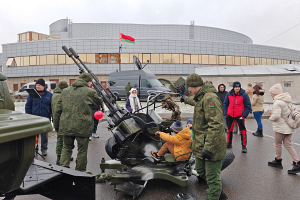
[129,94,143,113]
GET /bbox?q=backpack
[282,103,300,129]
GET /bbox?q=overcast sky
[1,0,300,53]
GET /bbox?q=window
[241,57,247,65]
[130,54,139,63]
[66,55,74,64]
[13,84,18,91]
[30,56,36,65]
[261,58,266,65]
[142,54,150,63]
[148,79,163,87]
[172,54,180,64]
[141,79,150,87]
[228,82,234,87]
[273,59,278,65]
[191,54,198,64]
[29,85,35,88]
[120,53,129,63]
[151,54,160,63]
[254,57,260,65]
[6,58,14,66]
[86,54,95,64]
[111,53,119,63]
[19,86,26,92]
[234,56,241,65]
[225,56,233,65]
[1,66,2,72]
[32,33,38,41]
[58,55,66,64]
[249,57,254,65]
[219,56,225,65]
[70,79,76,86]
[202,55,208,64]
[183,54,191,64]
[47,55,55,65]
[209,55,217,65]
[23,56,29,66]
[15,57,21,66]
[78,54,86,63]
[284,82,292,87]
[163,54,171,63]
[50,79,59,84]
[51,83,57,89]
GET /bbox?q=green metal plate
[0,109,53,144]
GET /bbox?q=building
[1,18,300,101]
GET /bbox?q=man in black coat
[216,84,228,133]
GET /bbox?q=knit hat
[130,88,137,94]
[170,120,183,133]
[79,73,93,82]
[185,73,204,87]
[233,81,241,88]
[187,118,193,124]
[269,83,283,95]
[57,81,68,89]
[36,78,45,87]
[247,83,252,87]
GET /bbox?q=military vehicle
[61,46,235,199]
[0,72,95,200]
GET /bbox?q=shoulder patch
[205,95,212,99]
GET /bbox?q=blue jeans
[253,111,264,130]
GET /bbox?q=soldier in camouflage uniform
[181,73,227,200]
[125,82,132,99]
[53,73,103,172]
[51,81,69,165]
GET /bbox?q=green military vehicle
[0,72,95,200]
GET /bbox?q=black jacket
[216,84,228,104]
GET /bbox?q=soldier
[51,81,68,165]
[181,74,227,200]
[125,82,132,99]
[53,73,103,172]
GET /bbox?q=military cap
[57,81,68,89]
[79,73,93,82]
[185,73,204,87]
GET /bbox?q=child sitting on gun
[187,118,193,137]
[151,120,192,161]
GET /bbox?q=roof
[195,64,300,76]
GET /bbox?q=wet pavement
[8,118,300,200]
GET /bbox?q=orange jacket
[160,127,192,160]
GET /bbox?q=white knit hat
[269,83,283,95]
[129,88,137,94]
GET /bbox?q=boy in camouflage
[181,73,227,200]
[53,73,103,172]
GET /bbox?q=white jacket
[269,93,295,134]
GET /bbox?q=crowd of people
[24,73,300,200]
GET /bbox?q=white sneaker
[92,133,99,138]
[89,136,92,141]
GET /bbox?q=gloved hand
[201,149,213,160]
[180,95,186,103]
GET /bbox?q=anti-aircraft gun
[62,46,235,199]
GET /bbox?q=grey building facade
[1,18,300,93]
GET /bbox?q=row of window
[6,53,300,67]
[19,32,50,42]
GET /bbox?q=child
[187,118,193,137]
[151,120,192,161]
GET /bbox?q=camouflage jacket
[51,87,63,119]
[184,82,226,161]
[125,84,132,96]
[53,78,103,137]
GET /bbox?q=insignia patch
[208,104,215,108]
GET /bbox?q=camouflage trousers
[195,157,222,200]
[60,136,89,172]
[56,132,63,156]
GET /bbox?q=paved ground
[7,117,300,200]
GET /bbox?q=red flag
[120,33,135,44]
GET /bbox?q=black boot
[288,161,300,174]
[252,128,259,135]
[242,146,247,153]
[206,189,228,200]
[227,143,232,148]
[56,156,61,165]
[268,158,283,169]
[253,129,263,137]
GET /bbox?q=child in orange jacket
[151,120,192,161]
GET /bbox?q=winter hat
[130,88,137,94]
[269,83,283,95]
[36,78,45,87]
[233,81,241,88]
[57,81,68,89]
[170,120,183,133]
[185,73,204,87]
[187,118,193,124]
[247,83,252,87]
[79,73,93,83]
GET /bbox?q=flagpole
[119,32,121,71]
